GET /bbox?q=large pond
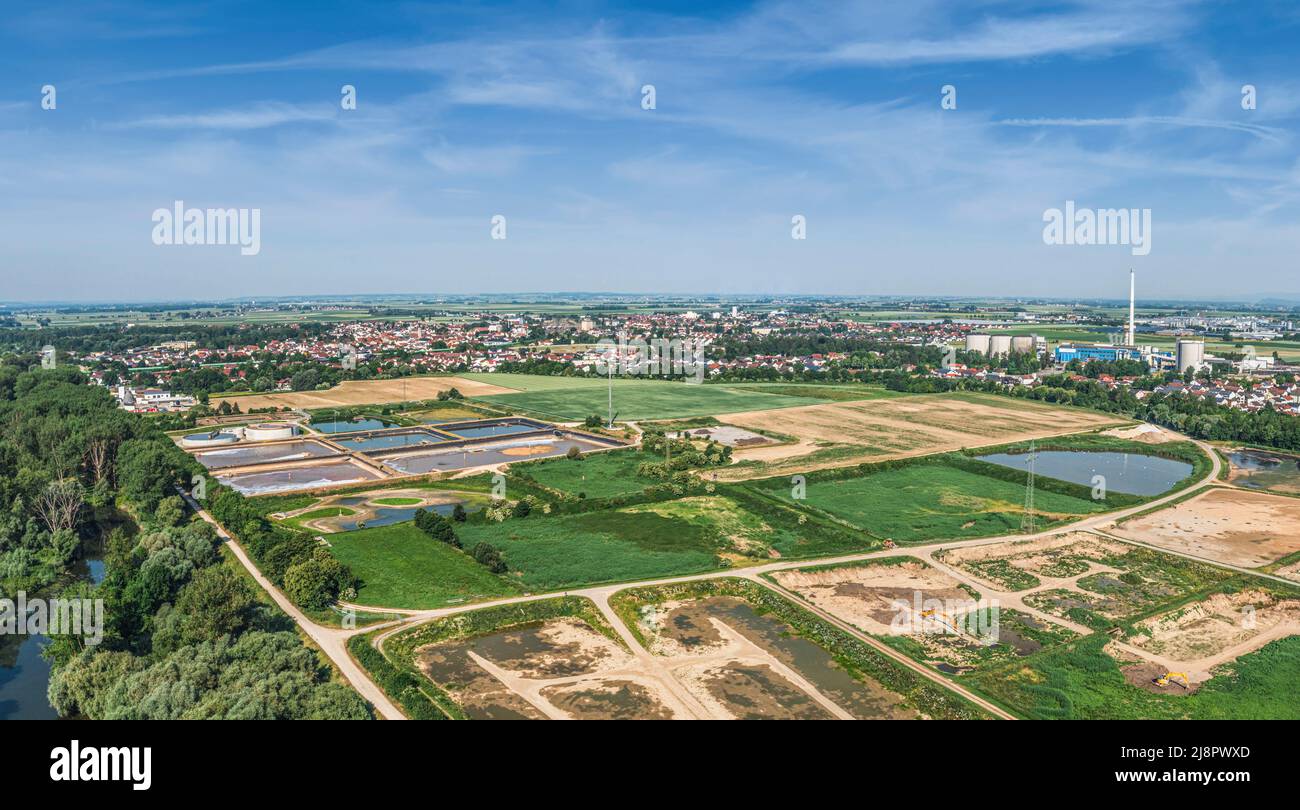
[976,450,1193,496]
[1229,449,1300,494]
[0,541,106,720]
[311,417,398,434]
[216,459,382,495]
[333,430,448,453]
[193,439,337,470]
[381,436,604,475]
[446,423,540,440]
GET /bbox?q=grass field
[971,632,1300,719]
[328,523,522,608]
[456,510,721,590]
[714,383,905,402]
[750,459,1113,542]
[454,493,868,590]
[514,448,665,499]
[472,379,836,421]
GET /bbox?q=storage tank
[965,334,992,355]
[1176,340,1205,373]
[989,335,1013,356]
[243,422,298,442]
[1010,336,1035,354]
[180,430,241,449]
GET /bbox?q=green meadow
[328,523,522,608]
[750,459,1114,543]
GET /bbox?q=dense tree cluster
[0,363,179,593]
[0,362,369,719]
[414,507,461,547]
[636,430,732,478]
[206,487,358,608]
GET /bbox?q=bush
[471,542,507,574]
[283,550,352,610]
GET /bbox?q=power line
[1021,440,1036,534]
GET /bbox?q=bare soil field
[1125,590,1300,672]
[771,558,972,635]
[1101,424,1178,444]
[416,617,686,720]
[633,596,917,719]
[213,376,518,410]
[1109,488,1300,568]
[936,532,1133,592]
[1275,560,1300,584]
[715,393,1125,478]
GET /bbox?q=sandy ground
[937,532,1131,577]
[212,376,517,410]
[1129,590,1300,661]
[714,394,1123,477]
[1112,591,1300,682]
[1102,424,1177,444]
[1109,488,1300,568]
[420,618,694,720]
[1274,560,1300,584]
[668,425,773,447]
[500,444,554,456]
[771,560,972,635]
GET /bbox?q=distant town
[35,291,1294,421]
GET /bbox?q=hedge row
[347,633,457,720]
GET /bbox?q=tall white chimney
[1128,269,1136,346]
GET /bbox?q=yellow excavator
[1154,672,1190,689]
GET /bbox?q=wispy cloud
[423,143,541,175]
[997,116,1288,143]
[110,102,339,131]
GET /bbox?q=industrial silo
[965,334,992,355]
[1176,340,1205,373]
[1010,336,1035,354]
[989,335,1013,355]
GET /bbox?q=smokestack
[1128,269,1136,346]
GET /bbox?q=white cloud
[112,102,338,131]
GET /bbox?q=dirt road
[192,437,1258,721]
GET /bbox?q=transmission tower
[1021,440,1037,534]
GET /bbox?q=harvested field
[714,392,1126,478]
[1110,488,1300,568]
[213,376,517,410]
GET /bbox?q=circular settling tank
[243,422,298,442]
[181,431,241,449]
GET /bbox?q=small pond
[976,450,1192,496]
[311,417,398,434]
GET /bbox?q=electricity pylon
[1021,440,1037,534]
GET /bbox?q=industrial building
[1054,344,1139,364]
[965,333,1045,357]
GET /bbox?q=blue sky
[2,0,1299,302]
